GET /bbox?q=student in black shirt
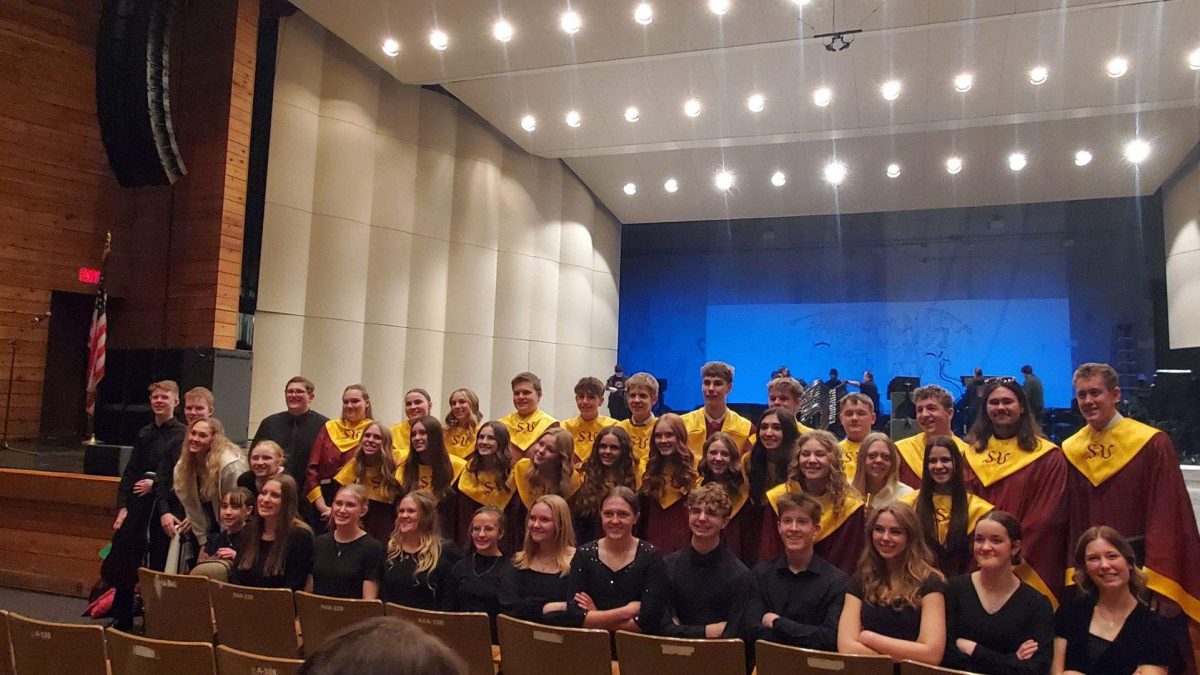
[197,487,253,564]
[449,506,513,641]
[659,483,750,639]
[309,484,384,599]
[380,490,460,609]
[743,491,847,649]
[839,502,946,664]
[1053,526,1176,675]
[943,510,1053,674]
[251,376,329,484]
[232,474,314,590]
[498,494,578,626]
[101,379,186,631]
[568,486,667,632]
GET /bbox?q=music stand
[2,314,49,454]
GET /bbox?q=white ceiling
[293,0,1200,223]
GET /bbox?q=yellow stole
[390,419,413,454]
[765,481,865,543]
[333,458,398,503]
[445,425,477,459]
[562,414,619,462]
[965,436,1058,487]
[1061,417,1159,487]
[895,433,972,479]
[617,416,656,467]
[838,438,861,481]
[682,408,752,463]
[647,474,698,510]
[326,418,373,453]
[393,454,467,498]
[899,491,994,543]
[456,467,514,510]
[511,458,582,508]
[498,410,558,451]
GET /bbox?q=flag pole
[85,231,111,446]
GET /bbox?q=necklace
[472,552,502,577]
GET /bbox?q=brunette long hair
[572,426,637,519]
[237,474,311,577]
[640,413,697,501]
[400,416,454,499]
[747,407,799,504]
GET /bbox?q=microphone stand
[1,312,50,455]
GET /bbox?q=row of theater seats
[0,568,981,675]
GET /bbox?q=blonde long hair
[788,430,852,519]
[175,417,237,503]
[386,490,442,574]
[513,494,575,577]
[857,502,943,609]
[529,429,576,497]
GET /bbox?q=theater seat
[496,615,614,675]
[214,644,304,675]
[139,567,215,642]
[294,591,383,656]
[615,630,744,675]
[385,604,496,675]
[207,580,299,658]
[7,612,107,675]
[106,628,215,675]
[754,641,894,675]
[0,610,13,675]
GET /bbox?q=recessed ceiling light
[881,80,902,101]
[946,156,963,175]
[886,163,901,178]
[791,0,811,5]
[664,178,678,193]
[560,11,582,34]
[381,38,400,56]
[520,115,536,132]
[715,170,734,191]
[624,106,640,123]
[1008,152,1027,172]
[565,110,581,128]
[1106,57,1129,78]
[634,3,653,25]
[1028,66,1049,85]
[953,73,973,93]
[747,94,765,113]
[684,98,702,118]
[1189,48,1200,71]
[493,20,514,42]
[1123,139,1150,164]
[812,87,832,107]
[709,0,731,15]
[771,171,786,187]
[429,30,449,51]
[1074,150,1093,166]
[623,182,637,196]
[823,161,847,186]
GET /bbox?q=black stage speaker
[96,0,187,186]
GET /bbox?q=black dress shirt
[310,532,385,599]
[498,566,580,627]
[659,543,751,638]
[743,554,847,650]
[252,409,329,483]
[1054,595,1177,675]
[117,417,185,509]
[943,575,1053,674]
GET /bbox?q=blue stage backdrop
[705,299,1073,413]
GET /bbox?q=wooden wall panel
[0,0,256,438]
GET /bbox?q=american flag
[85,235,110,416]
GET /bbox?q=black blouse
[231,526,315,591]
[1054,595,1176,675]
[848,573,945,642]
[449,553,511,616]
[566,539,667,631]
[942,575,1054,674]
[498,565,580,627]
[380,545,460,610]
[310,533,384,599]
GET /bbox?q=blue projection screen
[706,299,1073,410]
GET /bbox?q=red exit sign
[79,267,101,284]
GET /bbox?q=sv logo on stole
[1086,443,1114,460]
[984,450,1011,465]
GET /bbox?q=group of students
[103,360,1200,674]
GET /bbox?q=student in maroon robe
[638,413,698,555]
[1063,363,1200,671]
[964,377,1068,606]
[697,431,753,564]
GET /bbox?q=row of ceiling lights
[513,55,1200,132]
[619,140,1151,194]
